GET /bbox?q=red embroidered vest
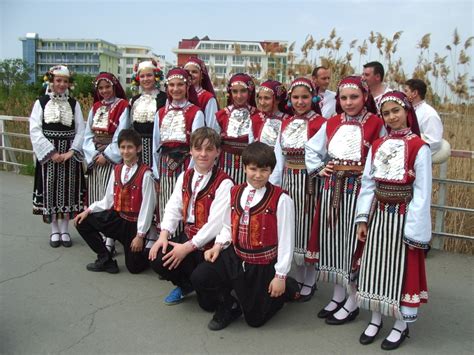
[371,133,426,185]
[113,163,150,222]
[158,103,201,148]
[326,112,384,165]
[92,99,128,135]
[182,167,232,241]
[230,183,285,261]
[250,111,289,141]
[216,105,257,143]
[197,90,214,111]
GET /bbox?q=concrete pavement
[0,170,473,354]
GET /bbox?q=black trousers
[150,232,203,291]
[76,210,149,274]
[190,247,285,327]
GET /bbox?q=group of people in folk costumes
[29,57,444,350]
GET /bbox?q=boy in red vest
[148,127,234,305]
[190,141,296,330]
[74,129,155,274]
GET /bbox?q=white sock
[301,265,317,296]
[293,264,306,285]
[105,238,115,251]
[51,221,60,241]
[324,284,345,311]
[58,218,70,240]
[386,320,407,342]
[364,311,382,336]
[333,287,357,320]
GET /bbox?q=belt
[375,182,413,204]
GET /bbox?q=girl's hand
[319,161,334,177]
[357,222,368,242]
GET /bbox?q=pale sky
[1,0,473,78]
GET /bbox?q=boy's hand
[74,210,90,226]
[204,244,222,263]
[130,235,144,253]
[356,222,368,242]
[318,161,334,177]
[268,277,286,298]
[162,241,194,270]
[95,154,107,166]
[148,233,169,261]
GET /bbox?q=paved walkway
[0,171,473,354]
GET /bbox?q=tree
[0,59,32,95]
[71,74,95,97]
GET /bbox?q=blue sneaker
[164,287,184,305]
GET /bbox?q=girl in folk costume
[152,68,205,235]
[305,76,385,324]
[184,56,219,130]
[215,73,257,185]
[130,59,167,169]
[354,91,431,350]
[273,77,325,300]
[84,72,129,203]
[250,80,290,147]
[83,73,129,253]
[29,65,85,248]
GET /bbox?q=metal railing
[431,149,474,247]
[0,115,33,173]
[0,114,472,246]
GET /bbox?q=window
[214,66,226,76]
[126,68,133,74]
[248,56,261,64]
[233,56,244,65]
[214,55,226,65]
[198,54,210,64]
[126,58,133,65]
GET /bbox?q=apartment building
[173,36,289,85]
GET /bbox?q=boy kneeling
[74,129,155,274]
[191,142,296,330]
[148,127,234,304]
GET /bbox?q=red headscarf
[226,73,256,107]
[335,75,377,115]
[287,77,322,116]
[259,80,290,114]
[380,90,421,136]
[184,57,216,98]
[165,67,200,107]
[93,72,127,103]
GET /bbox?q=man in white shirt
[404,78,444,155]
[312,66,336,118]
[363,61,391,114]
[74,129,156,274]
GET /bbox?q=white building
[173,36,289,86]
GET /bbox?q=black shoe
[297,283,317,303]
[86,258,119,274]
[359,321,383,345]
[317,298,346,319]
[381,326,410,350]
[284,277,301,302]
[325,307,359,325]
[50,233,61,248]
[60,233,72,248]
[106,245,117,257]
[207,305,242,331]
